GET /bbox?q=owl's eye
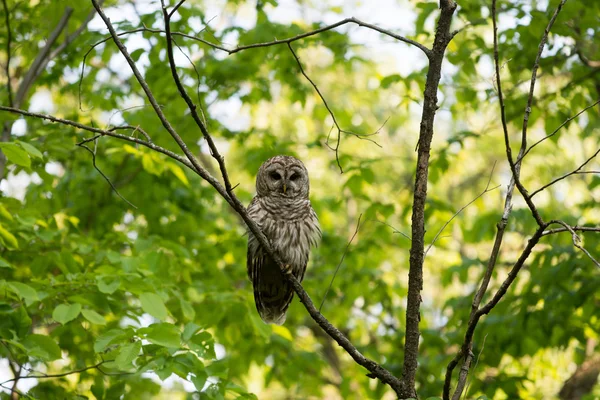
[270,172,281,180]
[289,173,299,181]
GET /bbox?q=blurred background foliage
[0,0,598,399]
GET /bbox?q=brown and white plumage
[247,155,321,325]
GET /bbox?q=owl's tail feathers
[255,283,293,325]
[253,260,294,325]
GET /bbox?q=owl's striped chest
[248,196,321,267]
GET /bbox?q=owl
[247,155,321,325]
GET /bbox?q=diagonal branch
[48,1,105,60]
[0,106,195,172]
[530,147,600,198]
[517,99,600,163]
[86,0,405,394]
[13,7,73,109]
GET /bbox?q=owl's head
[256,155,310,199]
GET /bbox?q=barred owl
[247,155,321,325]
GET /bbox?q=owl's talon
[281,264,293,276]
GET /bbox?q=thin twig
[521,0,568,151]
[541,225,600,237]
[287,43,382,172]
[320,214,362,312]
[0,106,194,171]
[530,147,600,198]
[169,0,186,17]
[425,162,499,257]
[368,219,411,241]
[172,37,208,126]
[517,99,600,163]
[0,361,110,385]
[76,139,138,209]
[547,220,600,268]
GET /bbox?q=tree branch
[517,99,600,163]
[220,17,431,58]
[2,0,13,107]
[287,43,382,173]
[401,1,457,397]
[541,225,600,237]
[547,220,600,268]
[0,106,195,172]
[424,162,499,257]
[85,0,406,394]
[0,360,110,386]
[497,0,568,227]
[13,7,73,109]
[530,147,600,198]
[443,1,569,397]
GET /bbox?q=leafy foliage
[0,0,599,399]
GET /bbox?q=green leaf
[91,375,105,400]
[167,163,189,186]
[182,322,201,341]
[82,309,107,325]
[0,204,13,221]
[96,276,121,294]
[94,329,131,353]
[16,141,44,159]
[0,256,13,268]
[52,303,82,324]
[191,371,208,391]
[115,341,141,369]
[180,298,195,320]
[8,281,38,304]
[139,292,168,320]
[0,142,30,167]
[22,334,61,361]
[141,323,181,348]
[0,223,19,249]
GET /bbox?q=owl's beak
[282,183,287,194]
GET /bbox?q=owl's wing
[246,197,294,325]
